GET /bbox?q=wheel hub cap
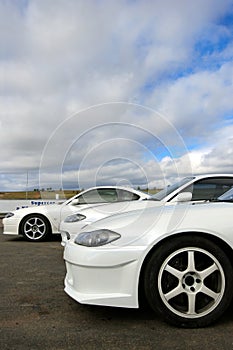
[32,225,39,233]
[182,272,201,293]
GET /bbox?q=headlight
[75,229,121,247]
[64,213,86,223]
[5,212,14,218]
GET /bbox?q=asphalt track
[1,222,233,350]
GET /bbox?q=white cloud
[148,61,233,141]
[1,0,233,191]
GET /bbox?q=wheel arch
[18,213,52,236]
[138,231,233,307]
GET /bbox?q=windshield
[150,177,195,200]
[218,187,233,201]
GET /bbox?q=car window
[75,188,140,204]
[180,177,233,201]
[219,187,233,201]
[152,177,195,200]
[116,189,140,201]
[77,188,118,204]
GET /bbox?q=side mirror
[71,198,80,205]
[175,192,192,202]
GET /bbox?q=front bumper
[63,241,144,308]
[2,216,20,235]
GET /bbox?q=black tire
[144,235,233,328]
[20,215,51,242]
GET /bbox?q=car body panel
[60,198,164,244]
[60,174,233,245]
[63,201,233,308]
[3,186,150,237]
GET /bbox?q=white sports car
[61,174,233,245]
[63,188,233,328]
[2,186,150,242]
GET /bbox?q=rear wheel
[144,236,233,327]
[20,215,51,242]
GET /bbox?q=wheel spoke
[199,262,218,279]
[25,228,33,234]
[187,293,196,314]
[25,229,35,239]
[164,284,184,301]
[164,264,183,279]
[187,251,195,271]
[200,284,220,301]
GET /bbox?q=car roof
[77,185,147,192]
[192,174,233,179]
[74,185,151,197]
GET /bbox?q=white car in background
[60,174,233,245]
[63,188,233,328]
[2,186,150,242]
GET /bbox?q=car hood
[80,201,174,233]
[79,201,233,247]
[74,199,163,220]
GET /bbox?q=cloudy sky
[1,0,233,192]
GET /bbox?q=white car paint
[60,174,233,245]
[2,186,150,241]
[63,189,233,327]
[0,199,60,213]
